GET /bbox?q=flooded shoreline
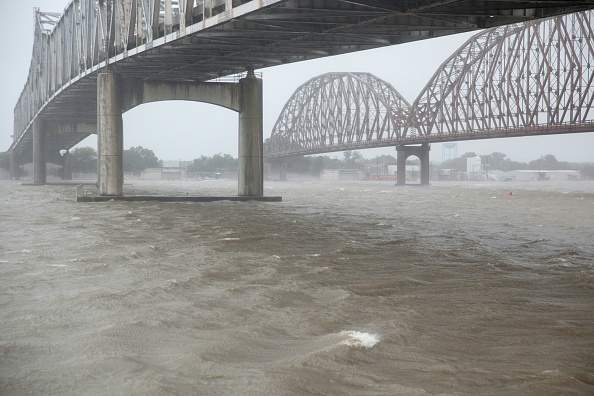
[1,179,593,395]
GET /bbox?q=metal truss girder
[266,72,411,156]
[411,10,594,137]
[10,0,594,155]
[267,11,594,158]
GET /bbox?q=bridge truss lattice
[266,11,594,159]
[267,73,411,157]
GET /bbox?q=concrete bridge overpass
[9,0,594,195]
[265,11,594,184]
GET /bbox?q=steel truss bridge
[8,0,594,194]
[265,11,594,159]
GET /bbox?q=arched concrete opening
[123,101,238,153]
[396,143,430,185]
[122,101,238,180]
[97,69,263,197]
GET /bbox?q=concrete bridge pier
[238,72,264,196]
[62,150,72,180]
[396,143,430,185]
[9,150,20,180]
[33,117,47,184]
[97,69,124,196]
[267,161,288,181]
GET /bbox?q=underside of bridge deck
[14,0,594,153]
[9,0,594,193]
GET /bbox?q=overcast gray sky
[2,1,593,163]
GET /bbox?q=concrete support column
[269,162,287,181]
[279,162,288,181]
[97,69,124,196]
[238,72,263,196]
[33,117,47,184]
[9,150,20,180]
[396,143,430,186]
[419,143,430,185]
[396,146,406,186]
[63,150,72,180]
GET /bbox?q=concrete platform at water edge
[74,185,281,202]
[77,195,282,202]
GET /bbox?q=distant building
[320,169,365,181]
[504,170,580,181]
[141,167,182,180]
[466,156,484,180]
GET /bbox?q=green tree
[70,146,97,173]
[211,153,237,172]
[578,163,594,179]
[309,156,325,175]
[528,154,560,170]
[343,150,364,169]
[368,155,396,165]
[187,153,237,173]
[0,152,9,170]
[287,156,311,173]
[123,146,162,172]
[441,152,478,171]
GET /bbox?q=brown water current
[1,179,593,395]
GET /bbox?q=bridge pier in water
[9,151,20,180]
[396,143,430,185]
[33,117,47,185]
[238,73,264,196]
[97,69,124,196]
[62,151,72,180]
[266,161,288,181]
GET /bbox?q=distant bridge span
[9,1,594,195]
[265,11,594,167]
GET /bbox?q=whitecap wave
[338,330,379,348]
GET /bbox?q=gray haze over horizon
[2,1,593,164]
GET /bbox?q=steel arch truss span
[411,10,594,142]
[267,73,411,157]
[267,11,594,158]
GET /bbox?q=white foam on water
[338,331,380,348]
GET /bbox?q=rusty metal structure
[266,10,594,159]
[267,73,411,156]
[10,0,594,166]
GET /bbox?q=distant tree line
[187,153,237,173]
[278,150,424,176]
[51,146,162,173]
[1,148,592,179]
